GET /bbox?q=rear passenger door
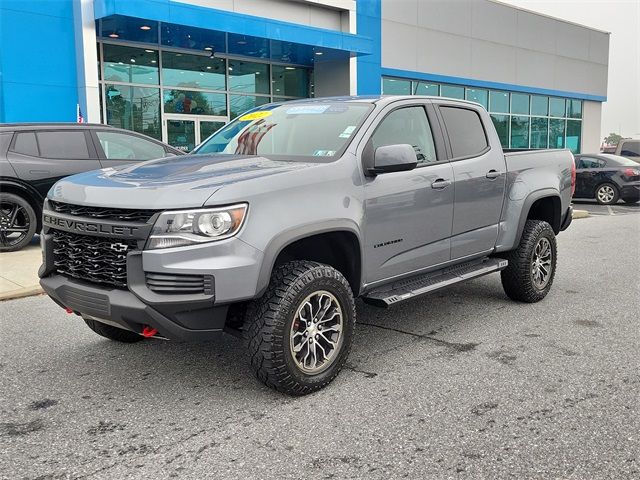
[92,130,170,167]
[6,130,101,197]
[437,104,507,259]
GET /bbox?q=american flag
[77,104,84,123]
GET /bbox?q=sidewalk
[0,239,44,301]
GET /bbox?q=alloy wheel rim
[597,185,615,203]
[0,201,30,247]
[531,237,553,290]
[289,290,344,375]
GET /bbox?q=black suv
[0,123,183,251]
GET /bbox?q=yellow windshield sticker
[239,110,272,121]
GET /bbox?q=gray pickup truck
[39,96,574,395]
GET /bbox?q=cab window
[371,106,437,165]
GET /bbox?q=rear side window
[12,132,39,156]
[440,106,488,158]
[0,133,14,154]
[577,157,603,169]
[96,131,166,160]
[36,131,90,159]
[371,106,437,165]
[619,141,639,157]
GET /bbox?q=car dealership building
[0,0,609,153]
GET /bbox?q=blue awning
[94,0,372,65]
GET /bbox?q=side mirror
[366,143,418,176]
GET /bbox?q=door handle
[431,178,451,189]
[486,169,501,179]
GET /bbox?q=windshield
[193,102,372,159]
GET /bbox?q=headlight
[146,203,248,250]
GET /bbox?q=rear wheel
[500,220,557,303]
[595,183,619,205]
[0,193,37,252]
[83,317,144,343]
[244,261,355,396]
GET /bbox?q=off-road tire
[0,193,37,252]
[83,317,144,343]
[500,220,557,303]
[244,261,356,396]
[595,183,619,205]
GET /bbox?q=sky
[501,0,640,140]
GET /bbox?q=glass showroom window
[510,93,530,115]
[531,95,549,116]
[565,120,582,153]
[228,60,270,95]
[549,98,566,118]
[466,88,488,109]
[415,82,439,95]
[163,90,227,116]
[549,118,566,149]
[530,117,549,149]
[489,91,510,113]
[490,115,509,147]
[104,84,161,139]
[162,52,226,91]
[103,45,159,85]
[440,84,464,100]
[272,66,309,98]
[382,78,412,95]
[510,116,530,149]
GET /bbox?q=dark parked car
[0,123,183,251]
[573,154,640,205]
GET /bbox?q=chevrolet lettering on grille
[43,213,143,239]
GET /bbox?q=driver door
[362,103,454,285]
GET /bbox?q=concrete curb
[572,209,590,219]
[0,286,44,302]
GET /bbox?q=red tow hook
[141,326,158,338]
[65,307,73,314]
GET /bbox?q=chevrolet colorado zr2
[39,96,575,395]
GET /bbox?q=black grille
[49,201,156,223]
[52,230,137,289]
[146,272,213,295]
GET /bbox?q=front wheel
[595,183,619,205]
[244,261,355,396]
[500,220,557,303]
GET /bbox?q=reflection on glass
[103,45,158,85]
[466,88,488,109]
[382,78,411,95]
[229,95,271,119]
[489,91,509,113]
[531,95,548,116]
[105,84,161,139]
[490,114,509,147]
[530,117,549,149]
[510,116,530,148]
[163,90,226,116]
[511,93,530,115]
[199,121,226,144]
[272,66,309,98]
[549,118,566,148]
[99,18,158,44]
[567,99,582,119]
[162,52,226,90]
[566,120,581,153]
[549,98,566,118]
[228,61,269,94]
[415,82,439,96]
[441,84,464,99]
[166,120,196,152]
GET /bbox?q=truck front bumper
[40,272,229,341]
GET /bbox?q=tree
[604,133,623,145]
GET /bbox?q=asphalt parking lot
[573,199,640,216]
[1,213,639,480]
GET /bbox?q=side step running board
[362,257,508,307]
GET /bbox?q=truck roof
[278,95,478,107]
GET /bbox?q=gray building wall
[180,0,352,32]
[582,101,603,153]
[380,0,609,99]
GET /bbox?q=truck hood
[48,154,319,209]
